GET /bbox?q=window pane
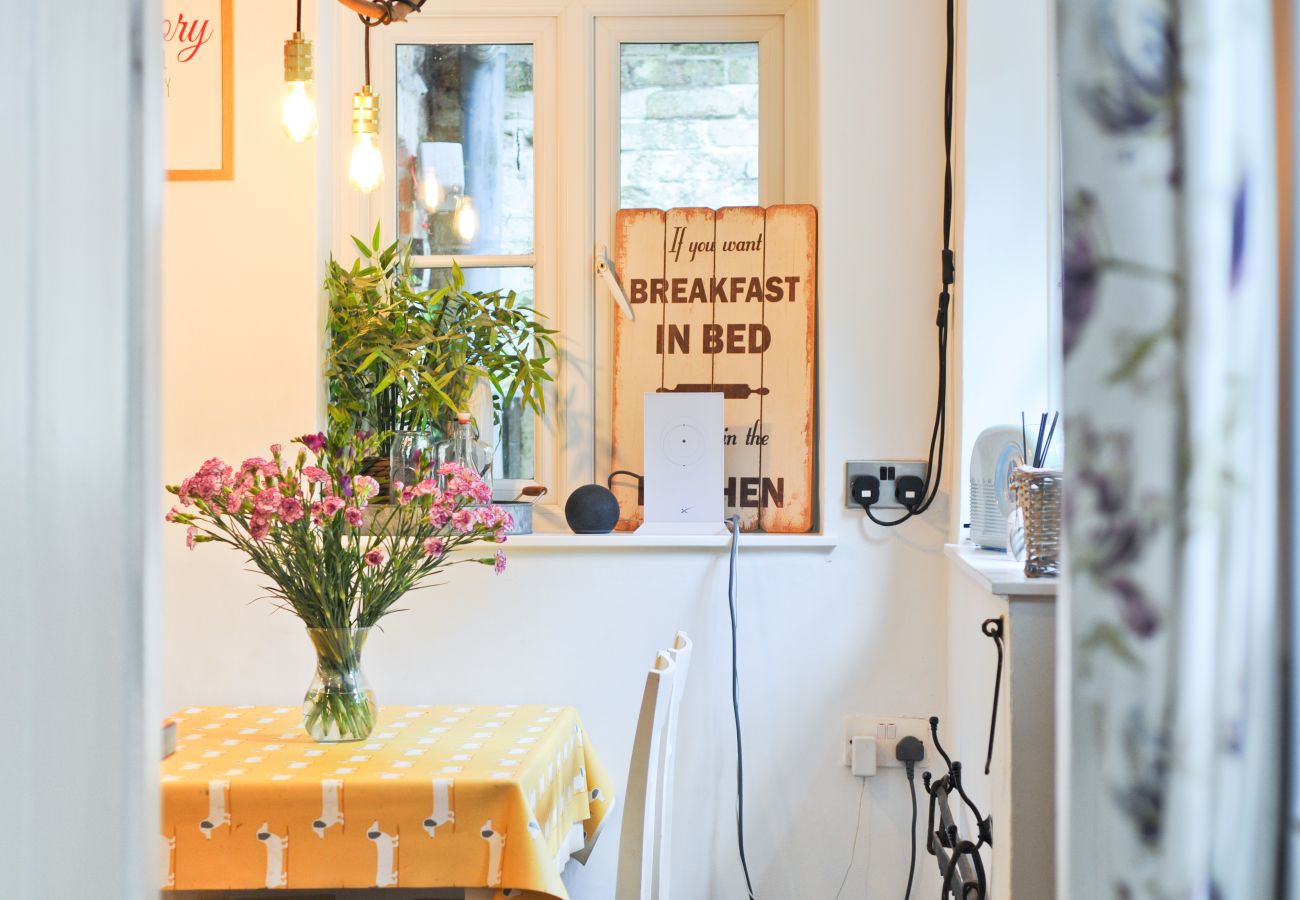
[415,267,536,482]
[620,43,759,209]
[396,44,535,256]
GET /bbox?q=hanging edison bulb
[281,32,318,142]
[421,168,443,211]
[350,132,384,194]
[454,195,479,242]
[349,86,384,194]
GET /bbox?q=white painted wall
[161,1,957,897]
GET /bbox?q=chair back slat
[652,632,692,900]
[615,650,676,900]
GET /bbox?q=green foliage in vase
[324,223,557,444]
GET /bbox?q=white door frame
[0,0,162,896]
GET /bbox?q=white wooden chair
[614,632,693,900]
[653,632,692,900]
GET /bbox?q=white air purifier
[969,425,1026,550]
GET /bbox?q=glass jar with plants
[324,225,556,497]
[164,430,513,742]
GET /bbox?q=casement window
[336,0,814,527]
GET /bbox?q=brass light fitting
[281,0,318,142]
[279,0,425,152]
[352,85,380,136]
[284,31,314,83]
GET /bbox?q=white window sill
[501,532,839,551]
[363,505,836,551]
[945,541,1057,598]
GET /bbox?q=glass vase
[302,627,377,742]
[436,413,494,496]
[389,429,438,491]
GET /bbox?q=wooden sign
[612,205,818,533]
[163,0,233,180]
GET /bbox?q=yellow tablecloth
[161,705,615,898]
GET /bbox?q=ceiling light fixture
[348,22,384,194]
[342,1,433,193]
[281,0,318,142]
[282,1,432,191]
[337,0,430,25]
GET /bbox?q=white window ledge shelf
[945,542,1057,598]
[500,532,839,551]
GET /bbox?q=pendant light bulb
[350,132,384,194]
[282,32,318,142]
[282,81,318,142]
[349,86,383,194]
[455,195,479,242]
[421,169,443,211]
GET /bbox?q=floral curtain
[1059,0,1282,896]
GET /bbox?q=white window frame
[331,0,816,531]
[593,15,787,496]
[339,16,557,504]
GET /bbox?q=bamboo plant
[324,224,557,450]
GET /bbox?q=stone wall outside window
[619,42,760,210]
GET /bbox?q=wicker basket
[1010,466,1062,578]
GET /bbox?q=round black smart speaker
[564,484,621,534]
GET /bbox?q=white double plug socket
[842,715,930,771]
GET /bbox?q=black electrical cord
[863,0,955,529]
[904,762,919,900]
[363,19,372,85]
[727,521,926,900]
[981,617,1004,775]
[295,0,303,32]
[727,515,758,900]
[606,469,643,490]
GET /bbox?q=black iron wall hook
[924,717,992,899]
[981,616,1004,776]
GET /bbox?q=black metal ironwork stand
[923,716,992,900]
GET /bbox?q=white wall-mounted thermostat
[637,392,726,535]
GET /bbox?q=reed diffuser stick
[1033,413,1047,468]
[1040,412,1059,467]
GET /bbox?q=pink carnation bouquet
[165,431,511,740]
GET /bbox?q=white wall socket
[842,715,931,769]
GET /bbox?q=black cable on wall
[864,0,957,529]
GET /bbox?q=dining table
[160,704,615,899]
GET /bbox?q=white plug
[850,735,878,777]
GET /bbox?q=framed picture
[611,204,819,534]
[163,0,233,180]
